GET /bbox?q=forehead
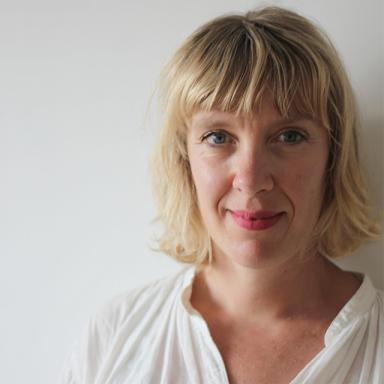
[188,94,322,128]
[188,108,320,131]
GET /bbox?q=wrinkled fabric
[58,266,384,384]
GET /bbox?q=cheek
[189,154,230,206]
[286,160,327,210]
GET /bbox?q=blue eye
[278,130,306,144]
[203,131,229,145]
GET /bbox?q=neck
[192,251,344,326]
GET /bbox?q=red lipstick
[230,210,284,230]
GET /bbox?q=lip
[230,210,284,231]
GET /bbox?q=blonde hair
[149,6,381,266]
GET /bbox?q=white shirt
[59,266,384,384]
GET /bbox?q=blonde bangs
[161,14,333,133]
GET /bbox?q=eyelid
[200,129,234,143]
[274,127,309,142]
[279,126,307,135]
[199,127,309,144]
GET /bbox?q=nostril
[232,172,275,194]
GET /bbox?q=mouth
[229,210,284,231]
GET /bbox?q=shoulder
[58,266,195,384]
[93,265,193,332]
[373,287,384,317]
[362,273,384,317]
[354,273,384,327]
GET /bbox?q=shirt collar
[178,266,378,345]
[324,272,377,346]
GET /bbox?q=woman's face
[186,99,329,269]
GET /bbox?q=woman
[60,6,383,384]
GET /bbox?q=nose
[232,146,275,195]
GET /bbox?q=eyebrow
[192,119,233,130]
[268,117,316,129]
[191,115,316,131]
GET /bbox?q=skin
[186,98,361,327]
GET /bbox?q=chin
[224,241,289,270]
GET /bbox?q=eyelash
[277,130,308,144]
[200,129,308,146]
[201,131,233,145]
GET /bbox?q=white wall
[0,0,382,383]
